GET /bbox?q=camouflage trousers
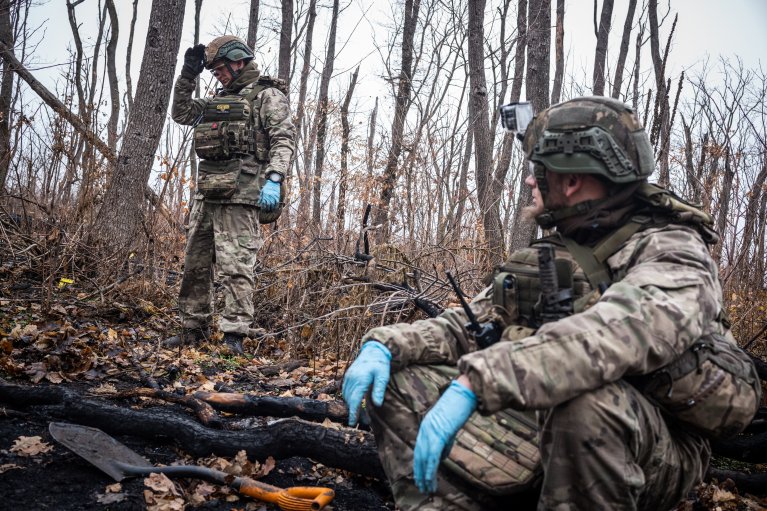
[178,201,263,335]
[368,364,710,511]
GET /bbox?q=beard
[522,175,568,222]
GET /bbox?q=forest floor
[0,255,766,510]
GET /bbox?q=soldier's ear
[562,173,583,199]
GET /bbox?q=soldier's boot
[162,327,210,348]
[222,332,246,356]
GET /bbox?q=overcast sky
[25,0,767,99]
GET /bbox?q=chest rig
[487,184,760,439]
[193,77,283,200]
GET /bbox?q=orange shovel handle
[237,478,335,511]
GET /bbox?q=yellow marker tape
[58,278,74,289]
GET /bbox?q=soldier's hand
[413,379,477,494]
[258,181,281,212]
[181,43,206,79]
[342,340,391,426]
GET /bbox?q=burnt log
[0,381,383,479]
[193,391,349,424]
[711,431,767,464]
[707,468,767,496]
[116,387,222,428]
[749,353,767,380]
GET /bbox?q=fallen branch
[193,392,348,424]
[115,387,223,429]
[711,431,767,463]
[0,381,383,479]
[707,468,767,496]
[0,41,177,230]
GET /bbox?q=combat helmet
[204,35,254,69]
[522,96,655,196]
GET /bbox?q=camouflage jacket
[362,224,727,414]
[171,62,295,206]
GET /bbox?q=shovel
[48,422,335,511]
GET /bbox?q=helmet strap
[224,61,240,81]
[535,199,604,229]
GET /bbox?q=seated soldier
[342,97,760,510]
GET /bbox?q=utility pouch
[632,332,762,439]
[443,407,541,495]
[197,159,242,200]
[194,95,253,160]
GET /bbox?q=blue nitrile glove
[413,380,477,494]
[258,181,281,212]
[342,340,392,426]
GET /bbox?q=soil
[0,414,394,510]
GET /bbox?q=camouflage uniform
[171,61,295,335]
[362,222,717,510]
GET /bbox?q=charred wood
[706,468,767,496]
[711,431,767,464]
[0,381,383,479]
[193,391,348,424]
[116,387,222,429]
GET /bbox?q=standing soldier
[342,96,761,510]
[169,36,295,355]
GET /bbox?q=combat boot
[222,332,246,356]
[162,327,210,348]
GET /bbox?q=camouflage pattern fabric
[178,201,263,335]
[172,60,294,337]
[362,223,722,509]
[537,380,709,510]
[368,364,537,511]
[171,61,295,206]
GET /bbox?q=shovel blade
[49,422,152,482]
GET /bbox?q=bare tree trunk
[451,128,472,244]
[124,0,139,115]
[468,0,503,263]
[187,0,203,202]
[713,151,734,264]
[66,0,87,122]
[310,0,339,226]
[105,0,119,152]
[611,0,637,99]
[0,0,15,190]
[550,0,564,104]
[366,97,378,177]
[336,67,359,238]
[756,190,767,284]
[278,0,293,85]
[632,23,643,110]
[373,0,421,240]
[740,157,767,283]
[592,0,614,96]
[648,1,674,186]
[490,0,521,248]
[247,0,259,50]
[509,0,550,253]
[510,0,527,102]
[294,0,317,227]
[93,0,186,253]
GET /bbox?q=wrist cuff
[361,340,392,360]
[449,380,478,404]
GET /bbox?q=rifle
[534,244,573,326]
[446,271,503,349]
